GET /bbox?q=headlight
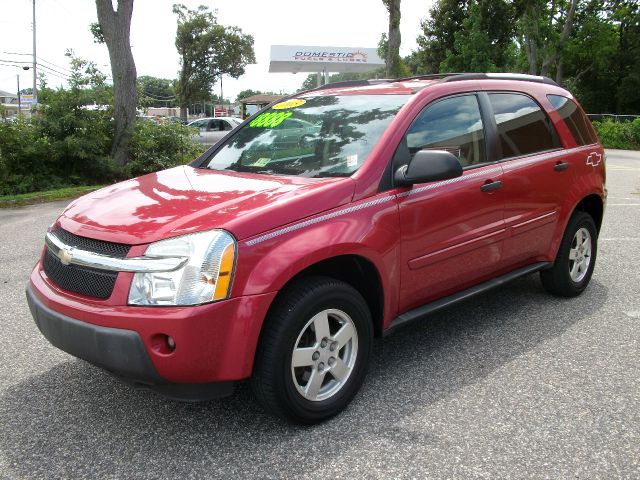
[128,229,236,306]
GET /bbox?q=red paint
[29,76,606,386]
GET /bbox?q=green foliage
[173,4,255,113]
[416,0,470,73]
[236,89,265,101]
[125,120,206,177]
[138,75,176,107]
[411,0,639,114]
[298,69,387,92]
[437,0,518,73]
[592,119,640,149]
[0,53,204,195]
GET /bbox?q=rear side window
[547,95,597,146]
[406,95,486,168]
[488,93,558,159]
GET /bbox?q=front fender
[232,194,401,326]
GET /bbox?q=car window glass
[222,120,233,131]
[488,93,557,158]
[205,94,409,178]
[547,95,597,146]
[406,95,486,168]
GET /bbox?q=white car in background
[188,117,242,146]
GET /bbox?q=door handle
[480,180,502,192]
[554,162,570,171]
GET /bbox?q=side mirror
[394,149,463,187]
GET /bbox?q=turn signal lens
[213,243,236,300]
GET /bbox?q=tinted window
[406,95,486,168]
[489,93,558,158]
[547,95,597,146]
[221,120,233,131]
[205,94,409,178]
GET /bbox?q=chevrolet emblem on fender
[587,152,602,167]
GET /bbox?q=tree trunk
[95,0,137,167]
[383,0,402,77]
[522,6,539,75]
[541,0,578,78]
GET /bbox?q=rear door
[484,92,572,266]
[397,94,506,312]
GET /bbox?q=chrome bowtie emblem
[57,246,74,265]
[586,152,602,167]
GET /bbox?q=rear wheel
[251,276,372,424]
[541,211,598,297]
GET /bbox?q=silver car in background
[188,117,241,146]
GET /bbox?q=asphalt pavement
[0,150,638,479]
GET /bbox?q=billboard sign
[269,45,385,73]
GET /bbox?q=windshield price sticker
[249,111,293,128]
[272,99,306,110]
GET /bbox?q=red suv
[27,73,606,423]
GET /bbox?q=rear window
[203,94,409,178]
[547,95,597,146]
[488,93,559,159]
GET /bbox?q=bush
[592,118,640,150]
[125,120,205,177]
[0,53,205,196]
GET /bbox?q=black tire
[251,276,373,424]
[541,211,598,297]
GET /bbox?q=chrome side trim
[245,196,396,246]
[45,231,187,273]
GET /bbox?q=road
[0,150,638,479]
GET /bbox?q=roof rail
[393,73,459,82]
[312,79,391,91]
[305,72,558,94]
[442,73,559,86]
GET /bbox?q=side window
[488,93,558,159]
[221,120,233,131]
[406,95,486,168]
[547,95,597,146]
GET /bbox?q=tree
[236,89,263,101]
[173,4,255,120]
[440,0,517,72]
[382,0,403,77]
[297,71,385,92]
[94,0,137,167]
[138,76,176,107]
[516,0,580,82]
[416,0,470,73]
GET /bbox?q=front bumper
[27,286,236,401]
[28,265,277,390]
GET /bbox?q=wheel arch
[262,254,386,339]
[574,193,604,233]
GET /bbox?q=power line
[0,58,31,66]
[37,63,71,79]
[36,56,72,74]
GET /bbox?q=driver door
[396,94,506,312]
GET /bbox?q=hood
[58,166,354,245]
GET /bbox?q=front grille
[43,249,118,299]
[52,227,131,258]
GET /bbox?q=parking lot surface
[0,150,638,479]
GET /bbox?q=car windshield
[202,94,410,177]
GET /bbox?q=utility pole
[17,75,21,115]
[32,0,37,105]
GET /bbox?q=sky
[0,0,432,102]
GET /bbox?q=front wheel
[251,276,373,424]
[541,211,598,297]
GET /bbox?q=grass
[0,185,105,208]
